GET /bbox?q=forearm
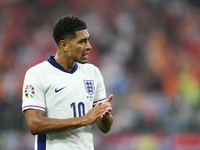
[96,113,113,133]
[25,110,87,135]
[31,116,87,135]
[25,102,109,135]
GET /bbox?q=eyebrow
[79,36,91,42]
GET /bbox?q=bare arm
[96,94,113,133]
[25,102,110,135]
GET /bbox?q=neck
[54,51,75,72]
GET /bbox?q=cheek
[69,46,79,54]
[69,43,84,56]
[75,46,84,54]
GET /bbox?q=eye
[79,39,87,44]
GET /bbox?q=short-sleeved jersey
[22,56,107,150]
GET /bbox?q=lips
[82,53,89,59]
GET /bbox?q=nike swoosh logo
[55,86,66,93]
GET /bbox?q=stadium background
[0,0,200,149]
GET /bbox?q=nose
[86,41,92,50]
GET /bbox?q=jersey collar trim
[47,56,78,74]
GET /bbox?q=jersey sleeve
[22,68,45,112]
[93,67,107,106]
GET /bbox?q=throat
[54,57,75,72]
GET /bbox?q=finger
[102,105,112,116]
[101,111,106,118]
[103,94,113,104]
[94,101,100,108]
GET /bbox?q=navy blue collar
[47,56,78,74]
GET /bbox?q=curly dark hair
[52,16,87,45]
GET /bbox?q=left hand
[101,94,113,118]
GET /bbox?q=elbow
[30,131,37,135]
[30,128,39,135]
[101,127,111,134]
[102,130,109,134]
[28,123,40,135]
[25,109,45,135]
[26,118,42,135]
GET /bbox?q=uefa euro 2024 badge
[25,85,35,98]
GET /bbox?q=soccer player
[22,16,113,150]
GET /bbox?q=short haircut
[52,16,87,45]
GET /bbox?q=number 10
[71,102,85,118]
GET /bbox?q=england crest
[84,80,95,95]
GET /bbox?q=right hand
[83,101,111,125]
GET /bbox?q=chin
[78,60,87,64]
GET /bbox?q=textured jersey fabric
[22,56,107,150]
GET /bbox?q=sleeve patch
[24,85,35,98]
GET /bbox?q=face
[65,29,92,64]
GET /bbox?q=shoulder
[25,61,49,76]
[78,63,101,74]
[78,63,99,70]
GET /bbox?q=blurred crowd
[0,0,200,149]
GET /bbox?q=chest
[43,71,96,118]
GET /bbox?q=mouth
[82,53,89,60]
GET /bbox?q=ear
[59,40,69,51]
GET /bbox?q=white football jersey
[22,56,107,150]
